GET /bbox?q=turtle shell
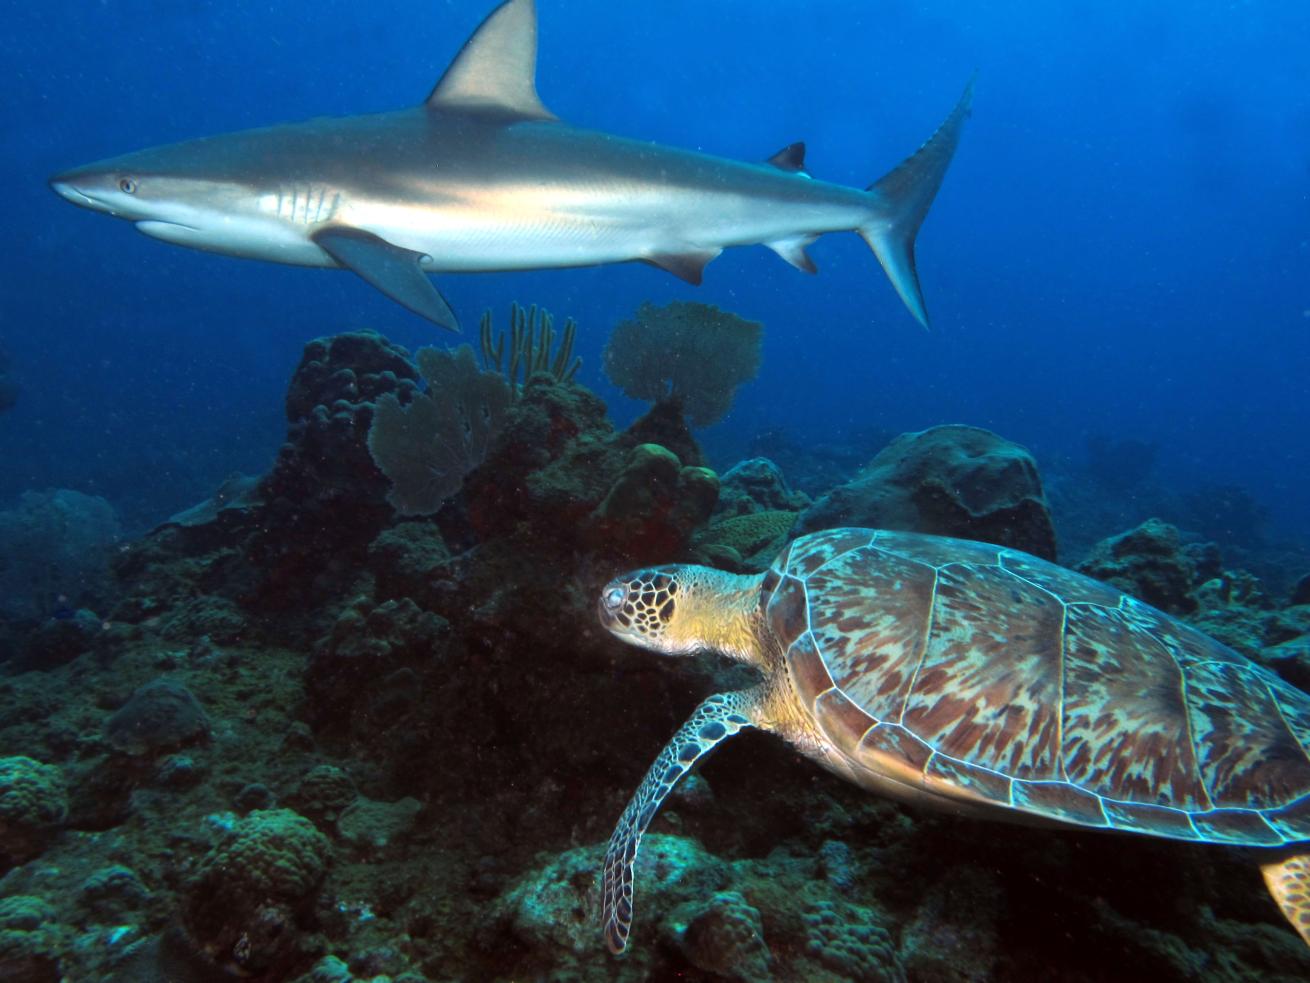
[762,527,1310,846]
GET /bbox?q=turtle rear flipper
[1262,852,1310,946]
[601,690,759,954]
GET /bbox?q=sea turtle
[597,527,1310,954]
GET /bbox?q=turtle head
[599,564,763,661]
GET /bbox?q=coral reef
[4,327,1310,982]
[602,300,762,426]
[0,489,121,623]
[668,890,771,982]
[1075,518,1201,614]
[17,608,104,671]
[0,757,67,870]
[182,808,331,977]
[79,864,151,922]
[714,457,811,518]
[590,443,720,560]
[1293,573,1310,607]
[693,510,799,572]
[746,425,893,497]
[0,895,65,983]
[797,424,1058,559]
[104,678,211,757]
[802,898,904,982]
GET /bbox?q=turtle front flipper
[1262,852,1310,946]
[601,689,759,954]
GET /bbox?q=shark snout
[49,172,111,213]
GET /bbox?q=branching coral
[367,345,511,515]
[602,301,762,427]
[480,301,581,393]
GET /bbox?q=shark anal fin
[766,141,809,177]
[427,0,556,121]
[313,228,459,332]
[766,235,819,274]
[644,247,722,286]
[1262,852,1310,947]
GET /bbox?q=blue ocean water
[4,0,1309,538]
[6,5,1310,979]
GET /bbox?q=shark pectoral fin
[426,0,556,121]
[766,142,810,177]
[766,235,819,274]
[643,247,723,286]
[312,229,459,332]
[1261,852,1310,947]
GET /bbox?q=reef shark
[49,0,971,331]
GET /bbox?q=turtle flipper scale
[1262,852,1310,945]
[601,690,758,954]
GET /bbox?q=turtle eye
[603,586,626,610]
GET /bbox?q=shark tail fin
[859,76,974,328]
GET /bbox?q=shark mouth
[135,220,201,241]
[48,181,111,214]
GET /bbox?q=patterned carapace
[765,528,1310,843]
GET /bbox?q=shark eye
[118,178,137,194]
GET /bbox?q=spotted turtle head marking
[598,567,686,653]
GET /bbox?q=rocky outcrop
[797,425,1057,559]
[1076,518,1201,614]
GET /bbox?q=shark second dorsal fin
[427,0,556,121]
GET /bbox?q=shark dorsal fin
[427,0,557,121]
[766,142,809,175]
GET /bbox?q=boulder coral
[1075,518,1199,614]
[667,890,772,982]
[0,895,64,983]
[590,443,719,559]
[104,678,211,757]
[714,457,811,518]
[797,424,1058,560]
[802,898,904,983]
[0,757,67,870]
[183,808,331,977]
[693,509,799,572]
